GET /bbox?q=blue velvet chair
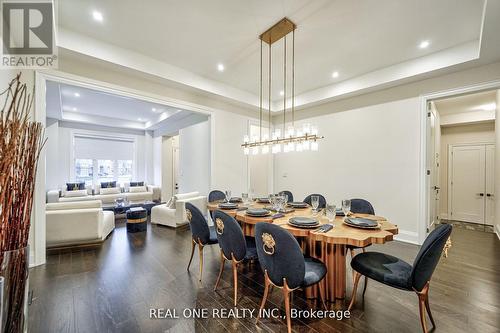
[208,190,226,220]
[213,210,258,306]
[279,190,294,203]
[185,202,218,281]
[348,198,376,255]
[303,194,326,209]
[348,224,452,333]
[255,222,327,333]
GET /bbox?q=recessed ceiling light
[332,71,339,78]
[92,10,103,22]
[419,40,430,49]
[74,92,80,97]
[279,90,284,96]
[217,63,225,72]
[137,118,143,121]
[72,107,77,111]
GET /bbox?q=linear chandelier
[242,18,324,155]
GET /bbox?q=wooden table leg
[333,244,346,299]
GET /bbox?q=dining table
[207,200,398,301]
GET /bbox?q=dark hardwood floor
[28,220,500,333]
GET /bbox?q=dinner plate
[287,202,308,208]
[289,217,319,225]
[344,217,380,229]
[257,198,270,203]
[288,221,320,229]
[218,203,238,209]
[246,208,271,217]
[229,197,242,203]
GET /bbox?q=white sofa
[46,200,115,247]
[46,184,161,204]
[151,191,208,228]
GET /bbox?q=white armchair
[151,191,207,228]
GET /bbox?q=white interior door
[485,144,495,225]
[450,145,485,224]
[427,106,440,230]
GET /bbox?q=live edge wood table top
[207,202,398,301]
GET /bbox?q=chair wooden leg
[318,282,328,310]
[362,277,368,297]
[197,243,204,281]
[257,272,271,323]
[415,282,434,333]
[362,247,366,253]
[214,251,225,291]
[187,240,196,271]
[350,248,355,258]
[348,270,362,311]
[283,283,292,333]
[231,260,239,306]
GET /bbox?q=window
[73,134,135,186]
[98,160,115,182]
[75,159,93,186]
[117,160,133,184]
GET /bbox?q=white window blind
[74,135,134,160]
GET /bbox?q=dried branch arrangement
[0,73,45,332]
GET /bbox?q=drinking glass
[269,194,276,210]
[326,203,336,222]
[278,195,286,212]
[342,199,351,218]
[311,195,320,212]
[225,190,232,203]
[242,193,249,204]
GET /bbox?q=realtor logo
[1,0,57,68]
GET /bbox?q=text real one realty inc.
[150,308,351,320]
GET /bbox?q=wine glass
[225,190,232,203]
[342,199,351,219]
[326,203,336,223]
[278,195,286,212]
[311,195,320,215]
[242,193,249,205]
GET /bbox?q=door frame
[34,69,218,266]
[420,79,500,244]
[447,142,494,223]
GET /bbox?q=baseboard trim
[394,229,420,245]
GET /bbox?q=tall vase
[0,247,29,333]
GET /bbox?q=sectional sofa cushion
[130,181,144,187]
[64,189,88,198]
[100,187,121,195]
[129,186,147,193]
[66,182,85,191]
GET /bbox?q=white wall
[496,90,500,237]
[274,98,422,243]
[438,122,496,217]
[179,120,210,195]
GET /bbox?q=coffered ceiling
[55,0,499,111]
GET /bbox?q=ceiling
[46,81,207,132]
[434,90,497,115]
[55,0,495,110]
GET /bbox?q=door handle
[433,186,440,190]
[486,193,494,197]
[476,193,484,197]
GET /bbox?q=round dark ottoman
[126,207,147,233]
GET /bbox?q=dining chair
[255,222,327,333]
[185,202,218,281]
[213,210,258,306]
[279,190,294,202]
[348,224,452,333]
[208,190,226,220]
[303,194,326,209]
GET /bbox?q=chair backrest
[255,222,305,289]
[185,202,210,244]
[213,210,247,261]
[279,190,294,203]
[410,224,452,291]
[303,194,326,209]
[350,198,375,215]
[208,190,225,202]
